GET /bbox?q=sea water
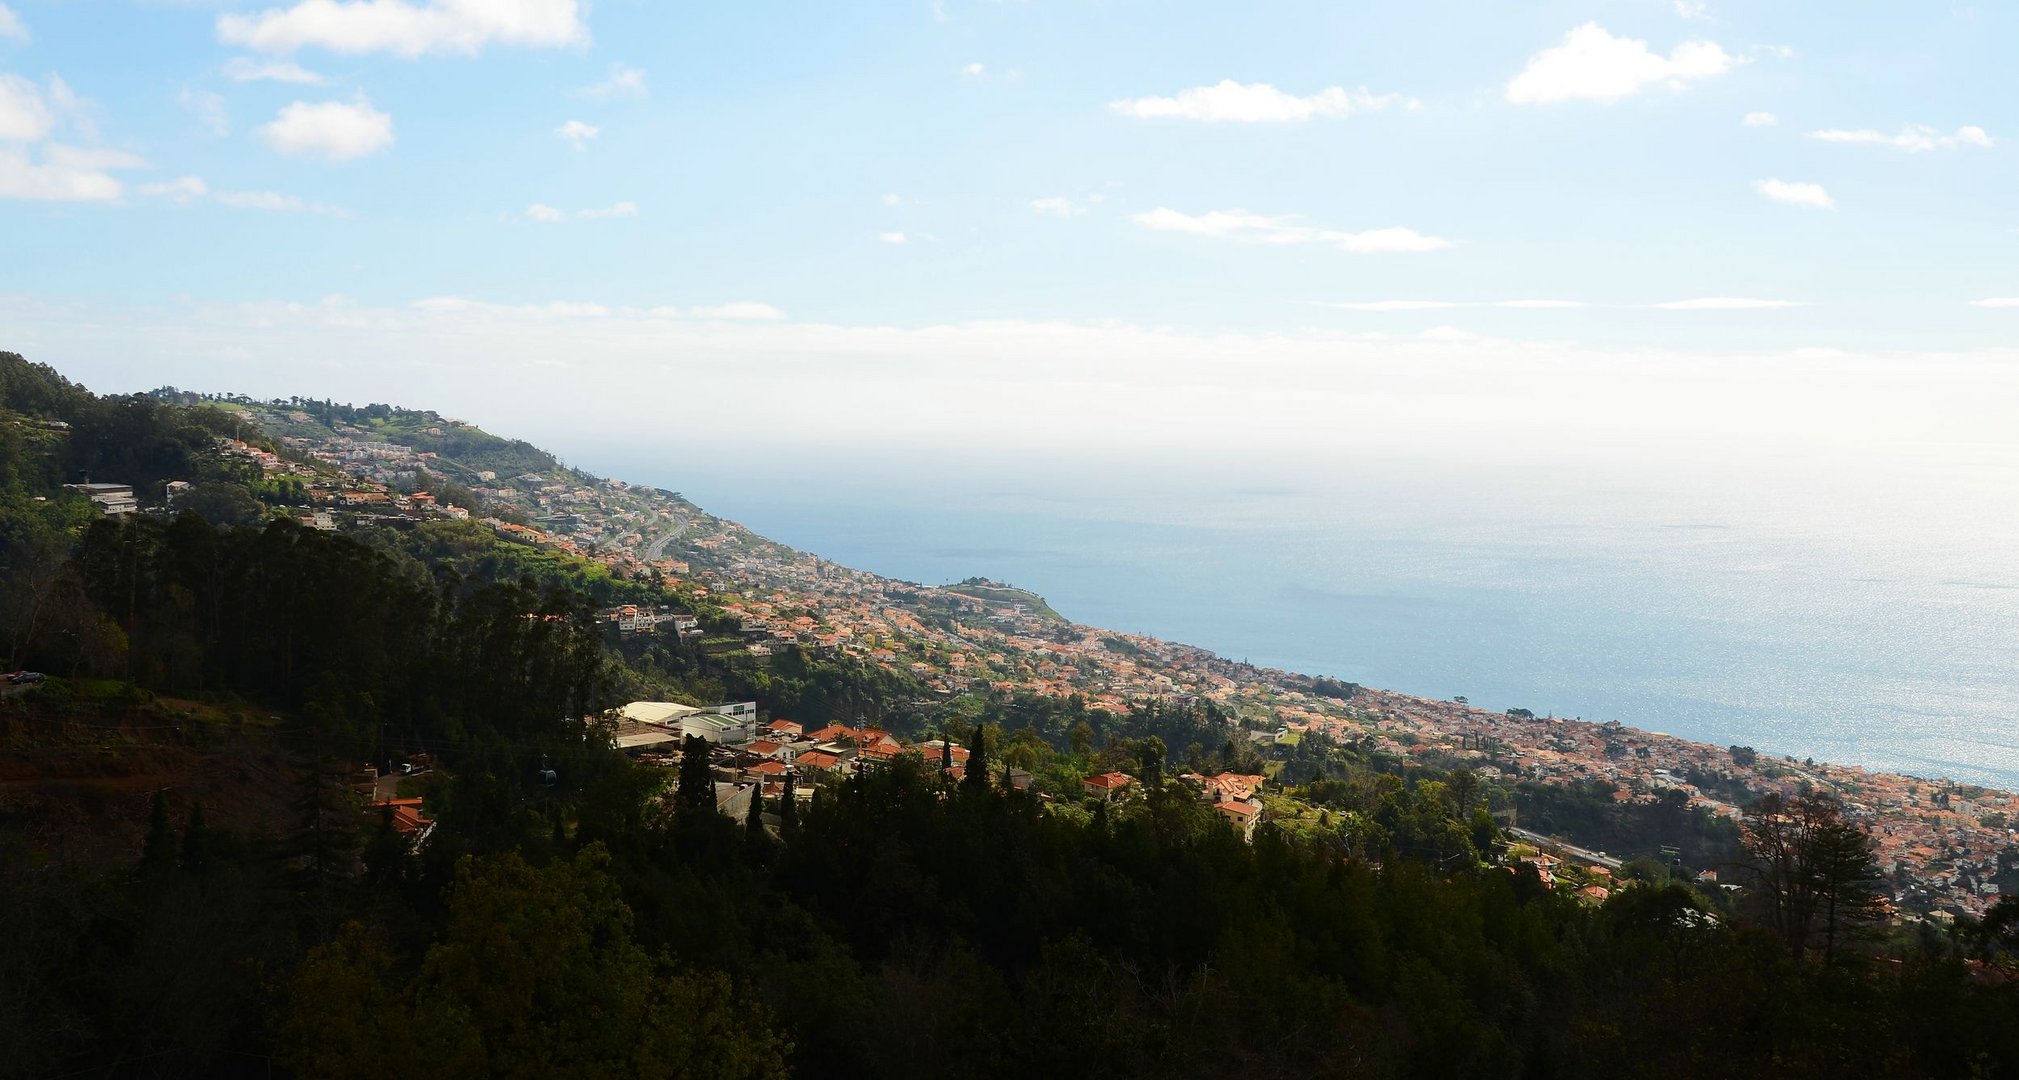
[586,447,2019,791]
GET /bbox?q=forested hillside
[5,351,2019,1079]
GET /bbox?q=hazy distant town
[211,400,2017,922]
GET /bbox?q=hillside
[6,350,2019,1079]
[942,577,1067,621]
[233,376,2019,925]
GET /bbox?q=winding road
[643,511,689,561]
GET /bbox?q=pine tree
[745,785,765,840]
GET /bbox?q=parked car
[6,671,46,685]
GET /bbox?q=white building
[66,483,137,515]
[617,700,757,745]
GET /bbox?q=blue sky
[1,0,2016,473]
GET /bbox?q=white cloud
[138,175,348,215]
[1674,0,1709,18]
[216,189,348,215]
[222,57,328,84]
[1752,177,1834,209]
[218,0,588,58]
[1743,111,1778,127]
[179,88,230,136]
[1654,297,1803,310]
[0,145,139,200]
[39,296,2019,501]
[0,4,27,42]
[1109,80,1416,123]
[689,301,785,320]
[140,175,209,203]
[882,192,902,206]
[1418,326,1482,342]
[879,231,908,244]
[576,62,646,99]
[1806,124,1994,152]
[258,97,393,161]
[414,297,609,318]
[1329,299,1589,311]
[1030,196,1085,217]
[0,73,56,141]
[525,200,636,222]
[1972,298,2019,308]
[1132,207,1453,253]
[1506,23,1737,104]
[556,119,597,148]
[0,75,137,201]
[960,62,986,78]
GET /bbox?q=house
[1214,798,1263,840]
[764,719,804,739]
[65,482,137,515]
[1084,771,1135,801]
[1519,853,1560,888]
[805,723,859,744]
[857,741,905,766]
[745,759,789,780]
[919,740,971,770]
[371,797,436,846]
[1204,772,1265,802]
[795,750,847,775]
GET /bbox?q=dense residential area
[176,387,2019,923]
[6,355,2019,1079]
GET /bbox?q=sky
[1,0,2016,482]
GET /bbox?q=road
[1507,826,1623,870]
[643,512,688,561]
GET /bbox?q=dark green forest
[5,352,2019,1079]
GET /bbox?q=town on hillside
[68,393,2019,921]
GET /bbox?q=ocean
[581,445,2019,791]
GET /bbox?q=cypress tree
[962,724,989,793]
[745,784,765,840]
[676,735,714,815]
[781,786,800,841]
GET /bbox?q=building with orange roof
[1084,771,1135,801]
[371,797,435,844]
[796,750,845,774]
